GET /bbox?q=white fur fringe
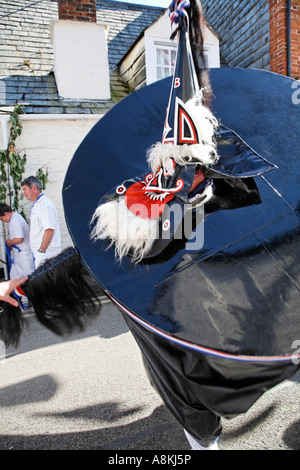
[147,96,219,173]
[91,198,159,262]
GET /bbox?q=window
[203,50,209,68]
[155,44,210,80]
[145,35,178,85]
[145,12,220,87]
[156,44,177,80]
[145,33,220,86]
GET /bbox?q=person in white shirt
[21,176,61,269]
[0,203,34,278]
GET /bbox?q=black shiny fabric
[63,68,300,358]
[63,68,300,441]
[213,126,276,178]
[124,314,299,445]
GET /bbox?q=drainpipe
[287,0,291,77]
[0,116,10,280]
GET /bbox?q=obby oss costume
[1,0,300,449]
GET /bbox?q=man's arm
[39,228,54,252]
[6,237,24,248]
[0,277,28,307]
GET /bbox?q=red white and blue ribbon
[108,291,300,363]
[169,0,190,25]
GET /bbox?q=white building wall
[0,116,102,263]
[51,20,111,100]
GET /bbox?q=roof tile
[0,0,165,114]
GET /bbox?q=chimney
[58,0,97,23]
[51,0,110,100]
[269,0,300,79]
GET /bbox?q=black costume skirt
[123,314,300,446]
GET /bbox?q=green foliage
[36,165,49,190]
[0,104,48,212]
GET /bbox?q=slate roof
[0,0,165,114]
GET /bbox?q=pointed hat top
[147,0,219,174]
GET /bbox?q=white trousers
[10,250,34,278]
[34,247,61,269]
[184,429,219,450]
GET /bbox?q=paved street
[0,298,299,451]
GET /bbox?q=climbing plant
[35,165,49,191]
[0,104,48,216]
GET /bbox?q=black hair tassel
[0,301,23,347]
[22,247,103,337]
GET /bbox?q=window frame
[145,35,217,85]
[145,35,178,85]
